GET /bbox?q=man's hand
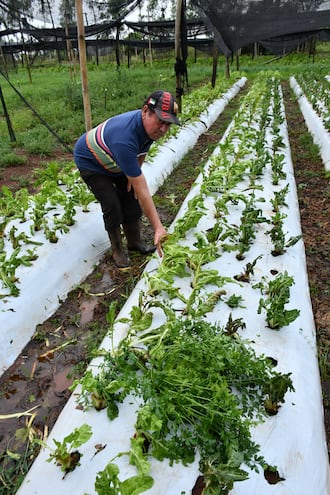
[154,228,168,257]
[127,174,167,256]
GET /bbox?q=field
[0,49,329,494]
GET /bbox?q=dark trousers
[79,170,142,233]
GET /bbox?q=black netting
[0,17,212,52]
[259,28,330,54]
[190,0,330,54]
[125,18,208,39]
[1,1,329,57]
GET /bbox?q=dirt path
[282,80,330,454]
[0,79,329,494]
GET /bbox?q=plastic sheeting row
[17,79,330,495]
[290,75,330,171]
[0,77,247,376]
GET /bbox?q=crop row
[293,71,330,131]
[0,76,240,299]
[26,71,308,495]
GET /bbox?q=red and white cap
[146,90,181,125]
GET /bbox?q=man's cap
[146,90,181,125]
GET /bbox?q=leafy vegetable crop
[40,72,304,495]
[257,271,300,329]
[74,317,293,495]
[39,424,92,477]
[0,78,243,299]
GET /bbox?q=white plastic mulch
[290,76,330,171]
[16,79,330,495]
[0,77,247,377]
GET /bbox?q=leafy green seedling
[226,294,245,308]
[234,255,262,283]
[95,461,153,495]
[267,211,302,256]
[224,313,246,336]
[263,373,294,415]
[44,424,92,477]
[258,271,300,329]
[70,370,121,420]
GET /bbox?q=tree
[35,0,58,28]
[58,0,76,26]
[0,0,33,28]
[88,0,142,21]
[145,0,200,20]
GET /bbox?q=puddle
[3,385,18,399]
[3,372,27,399]
[100,270,113,287]
[0,257,134,472]
[8,373,25,382]
[53,367,74,393]
[79,299,99,325]
[79,269,116,325]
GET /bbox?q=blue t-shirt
[74,110,153,177]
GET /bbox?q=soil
[0,79,329,494]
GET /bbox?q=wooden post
[46,0,61,63]
[127,35,131,68]
[254,41,258,58]
[0,85,16,142]
[211,40,218,88]
[148,28,152,66]
[19,20,32,83]
[225,56,230,78]
[175,0,183,112]
[236,49,240,71]
[0,45,8,78]
[115,23,121,69]
[75,0,92,131]
[65,15,74,81]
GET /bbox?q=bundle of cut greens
[73,316,293,495]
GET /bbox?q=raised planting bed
[290,75,330,171]
[0,77,246,377]
[16,73,330,494]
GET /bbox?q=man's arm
[128,174,167,255]
[137,154,146,167]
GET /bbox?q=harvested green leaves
[76,317,293,495]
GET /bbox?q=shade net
[1,1,329,57]
[190,0,330,54]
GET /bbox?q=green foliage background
[0,45,328,170]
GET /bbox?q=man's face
[142,106,171,141]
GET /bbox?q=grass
[0,153,27,168]
[0,56,217,158]
[0,45,329,164]
[9,175,31,188]
[318,329,330,382]
[0,416,42,495]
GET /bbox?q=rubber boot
[123,221,156,254]
[108,228,130,268]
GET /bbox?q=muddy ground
[0,79,329,494]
